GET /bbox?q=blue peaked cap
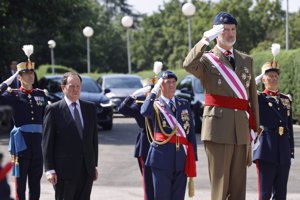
[213,12,237,26]
[159,70,177,81]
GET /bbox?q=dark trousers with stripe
[138,157,154,200]
[256,160,290,200]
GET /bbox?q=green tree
[249,0,285,51]
[0,0,128,73]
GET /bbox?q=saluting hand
[203,24,224,42]
[3,70,20,86]
[46,173,58,185]
[131,86,151,99]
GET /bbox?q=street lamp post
[121,16,133,74]
[285,0,289,50]
[82,26,94,73]
[182,2,196,50]
[48,40,56,74]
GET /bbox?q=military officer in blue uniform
[118,78,154,200]
[141,71,197,200]
[253,58,294,200]
[0,45,48,200]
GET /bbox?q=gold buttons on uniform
[31,117,34,121]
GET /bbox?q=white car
[97,74,143,113]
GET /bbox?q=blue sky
[127,0,300,15]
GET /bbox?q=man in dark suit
[183,12,259,200]
[42,72,99,200]
[141,71,197,200]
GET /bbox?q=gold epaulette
[36,88,49,96]
[7,87,18,93]
[280,93,292,101]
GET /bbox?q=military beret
[213,12,238,26]
[159,70,177,81]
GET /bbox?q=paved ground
[1,117,299,200]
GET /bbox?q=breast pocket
[205,68,224,90]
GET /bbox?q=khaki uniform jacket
[183,41,259,145]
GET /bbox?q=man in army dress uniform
[183,12,259,200]
[0,45,48,200]
[253,57,294,200]
[118,78,154,200]
[141,71,197,200]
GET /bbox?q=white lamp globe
[83,26,94,37]
[121,16,133,28]
[48,40,56,48]
[182,3,196,17]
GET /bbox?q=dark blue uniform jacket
[141,93,197,171]
[253,92,294,164]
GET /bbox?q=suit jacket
[253,92,294,164]
[118,96,150,158]
[183,41,259,145]
[42,99,98,179]
[141,93,197,171]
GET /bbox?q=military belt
[262,126,286,136]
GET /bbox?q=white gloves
[255,73,264,85]
[203,24,224,42]
[131,86,151,99]
[3,71,19,86]
[151,78,163,95]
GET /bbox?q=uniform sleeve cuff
[45,170,56,175]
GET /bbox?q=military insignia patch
[242,73,246,80]
[162,120,167,127]
[34,96,45,106]
[181,109,190,121]
[218,79,222,85]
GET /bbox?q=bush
[36,64,77,78]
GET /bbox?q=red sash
[155,133,196,177]
[205,94,257,131]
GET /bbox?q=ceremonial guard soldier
[253,44,294,200]
[183,12,259,200]
[141,70,197,200]
[0,45,48,200]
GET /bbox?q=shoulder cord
[145,103,177,145]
